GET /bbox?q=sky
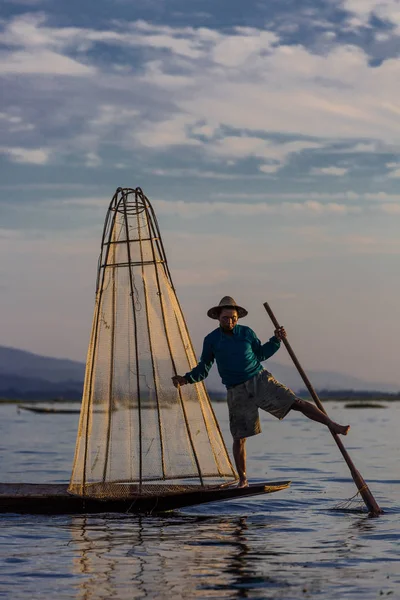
[1,0,400,388]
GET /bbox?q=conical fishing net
[69,188,237,499]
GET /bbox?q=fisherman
[172,296,350,488]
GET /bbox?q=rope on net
[331,485,369,513]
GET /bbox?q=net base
[68,480,238,499]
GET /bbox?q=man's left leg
[232,438,248,488]
[291,398,350,435]
[227,383,260,488]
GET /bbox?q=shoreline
[1,394,400,405]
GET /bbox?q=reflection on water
[0,403,399,599]
[70,515,258,599]
[69,515,271,599]
[64,507,399,600]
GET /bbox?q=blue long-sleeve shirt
[184,324,281,388]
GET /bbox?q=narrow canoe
[0,481,291,514]
[18,405,81,414]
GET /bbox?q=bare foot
[237,479,249,488]
[330,423,350,436]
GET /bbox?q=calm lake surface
[0,401,399,599]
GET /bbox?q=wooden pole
[263,301,382,516]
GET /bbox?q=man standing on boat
[172,297,350,488]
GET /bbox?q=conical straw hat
[207,296,248,319]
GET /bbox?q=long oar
[263,301,382,516]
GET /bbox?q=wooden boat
[344,402,386,409]
[18,405,81,414]
[0,481,290,514]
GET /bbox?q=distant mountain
[0,346,85,400]
[0,346,85,383]
[0,345,398,400]
[0,374,84,401]
[204,361,399,394]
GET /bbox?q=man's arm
[172,336,215,387]
[251,326,287,362]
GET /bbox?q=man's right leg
[291,398,350,435]
[233,438,248,488]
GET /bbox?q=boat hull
[0,481,290,514]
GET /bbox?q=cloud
[1,194,370,241]
[0,13,86,49]
[5,192,398,227]
[84,152,102,168]
[0,146,49,164]
[259,164,281,174]
[0,183,102,191]
[211,191,400,203]
[206,137,322,170]
[145,167,263,179]
[311,166,349,176]
[0,111,34,132]
[342,1,400,33]
[4,0,45,4]
[380,203,400,213]
[0,13,216,58]
[0,50,94,76]
[386,162,400,177]
[89,105,140,128]
[0,14,94,75]
[126,25,400,162]
[178,46,400,142]
[1,13,400,174]
[152,199,361,218]
[136,114,202,148]
[123,30,206,60]
[211,28,278,67]
[136,132,323,174]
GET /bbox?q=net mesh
[69,188,237,499]
[330,491,368,513]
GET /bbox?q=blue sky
[1,0,400,387]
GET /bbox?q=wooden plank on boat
[0,481,291,514]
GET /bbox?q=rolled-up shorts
[227,370,297,440]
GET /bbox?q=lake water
[0,401,399,599]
